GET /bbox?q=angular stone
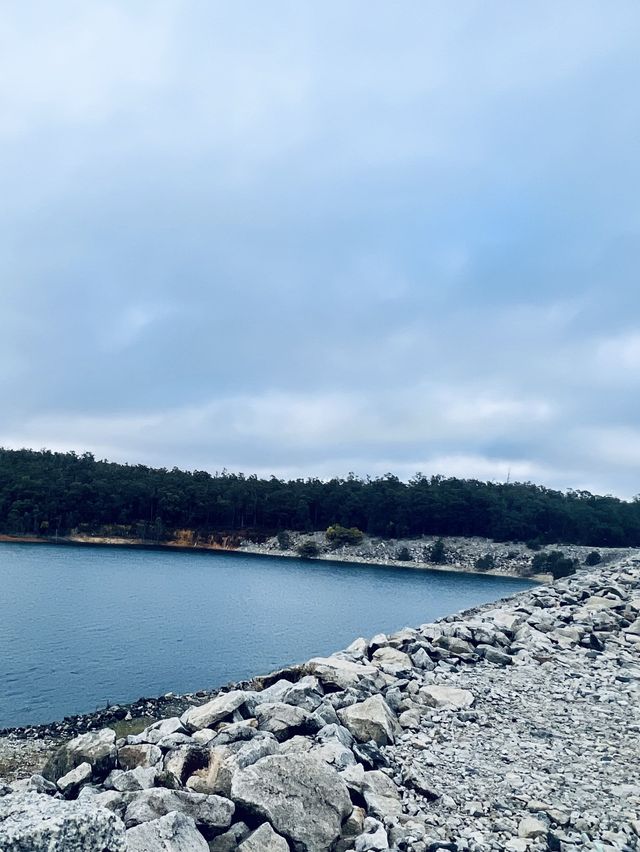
[57,762,92,798]
[371,646,413,674]
[0,790,126,851]
[518,816,548,838]
[208,822,251,851]
[419,685,474,710]
[126,810,208,851]
[106,766,159,792]
[355,816,389,851]
[180,691,248,731]
[338,695,401,745]
[231,753,352,852]
[124,788,234,833]
[43,728,117,782]
[117,743,162,770]
[362,771,402,819]
[238,821,290,851]
[479,645,513,665]
[306,657,379,690]
[163,743,209,784]
[254,701,313,740]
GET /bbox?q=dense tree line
[0,448,639,547]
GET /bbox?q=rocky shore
[2,557,640,851]
[239,533,632,582]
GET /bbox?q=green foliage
[474,553,495,571]
[0,448,639,549]
[584,550,602,566]
[526,539,543,551]
[296,540,320,558]
[531,550,578,579]
[276,530,291,550]
[396,546,412,561]
[429,538,447,564]
[325,525,364,547]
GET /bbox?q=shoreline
[0,577,541,744]
[0,532,550,582]
[3,556,639,850]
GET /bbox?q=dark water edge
[0,541,535,731]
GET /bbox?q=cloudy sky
[2,2,640,497]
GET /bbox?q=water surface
[0,542,533,727]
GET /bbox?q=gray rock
[338,695,401,745]
[419,685,474,710]
[355,816,390,851]
[371,646,413,674]
[306,656,379,690]
[208,822,251,851]
[163,743,209,784]
[254,701,313,740]
[231,753,352,852]
[106,766,158,792]
[126,810,208,851]
[362,771,402,819]
[238,821,290,851]
[124,788,234,833]
[180,691,248,731]
[57,761,92,798]
[478,644,513,665]
[518,816,547,838]
[0,790,126,851]
[117,743,162,769]
[43,728,117,782]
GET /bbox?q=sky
[2,1,640,497]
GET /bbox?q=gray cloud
[2,1,640,496]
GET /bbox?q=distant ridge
[0,447,638,547]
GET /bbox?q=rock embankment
[239,533,632,580]
[2,558,640,851]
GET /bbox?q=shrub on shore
[297,540,320,558]
[429,538,447,564]
[325,525,364,547]
[475,553,495,571]
[532,550,578,579]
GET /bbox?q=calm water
[0,543,533,728]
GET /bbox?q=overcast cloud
[2,1,640,496]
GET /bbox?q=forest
[0,447,639,547]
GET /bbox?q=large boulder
[124,788,234,833]
[305,657,379,690]
[43,728,117,782]
[180,691,248,731]
[231,753,352,852]
[338,696,400,746]
[117,743,162,770]
[254,701,314,740]
[419,685,474,710]
[0,790,126,851]
[125,810,208,851]
[370,647,412,674]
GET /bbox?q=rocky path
[1,559,639,851]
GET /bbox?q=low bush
[325,525,364,547]
[475,553,495,571]
[396,546,412,561]
[584,550,602,566]
[429,538,447,564]
[276,530,291,550]
[297,540,320,558]
[531,550,578,579]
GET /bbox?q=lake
[0,542,533,728]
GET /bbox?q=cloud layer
[2,1,640,496]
